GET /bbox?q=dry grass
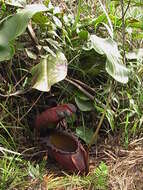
[102,137,143,190]
[28,137,143,190]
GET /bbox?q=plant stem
[65,77,105,108]
[27,20,40,54]
[120,0,126,64]
[72,0,82,30]
[88,82,113,149]
[98,0,113,38]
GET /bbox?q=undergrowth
[0,0,143,189]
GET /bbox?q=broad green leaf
[0,4,48,61]
[76,126,94,144]
[0,4,48,41]
[75,91,90,101]
[31,52,67,92]
[83,35,129,83]
[75,97,94,111]
[0,44,15,61]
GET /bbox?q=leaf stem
[65,77,105,108]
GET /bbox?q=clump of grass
[44,162,108,190]
[0,155,28,190]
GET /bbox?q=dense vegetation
[0,0,143,189]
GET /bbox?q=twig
[27,20,40,54]
[65,78,94,100]
[88,82,113,149]
[22,150,48,157]
[70,77,96,94]
[122,0,131,19]
[19,92,43,121]
[103,150,117,161]
[0,88,31,98]
[65,77,105,108]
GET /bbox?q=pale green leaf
[83,35,129,83]
[31,52,67,92]
[0,4,48,61]
[76,126,94,144]
[75,97,94,111]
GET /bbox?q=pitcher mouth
[39,129,89,175]
[44,130,79,154]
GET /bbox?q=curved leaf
[31,52,67,92]
[0,4,48,61]
[75,97,94,112]
[76,127,94,144]
[83,35,129,83]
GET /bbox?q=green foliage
[0,0,142,134]
[45,162,108,190]
[83,35,129,83]
[0,4,48,61]
[76,126,94,144]
[93,161,108,190]
[75,96,94,112]
[0,0,143,188]
[0,155,28,190]
[31,51,67,92]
